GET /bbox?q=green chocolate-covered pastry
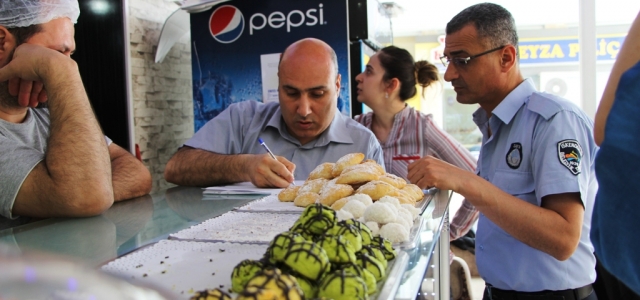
[266,231,306,263]
[283,241,331,281]
[338,262,377,295]
[241,268,303,300]
[328,222,363,252]
[372,236,397,260]
[356,253,386,282]
[292,275,317,299]
[296,204,336,235]
[314,234,357,264]
[231,259,264,293]
[318,269,369,300]
[340,219,373,246]
[189,288,232,300]
[359,245,387,269]
[289,222,316,241]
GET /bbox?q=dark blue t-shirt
[591,60,640,295]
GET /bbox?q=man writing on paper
[0,0,152,227]
[165,38,383,188]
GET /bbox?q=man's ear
[0,26,17,62]
[335,73,341,92]
[500,44,518,71]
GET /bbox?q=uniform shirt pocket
[492,169,536,204]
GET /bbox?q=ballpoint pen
[258,138,296,185]
[258,138,277,160]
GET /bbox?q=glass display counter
[0,186,452,299]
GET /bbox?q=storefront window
[376,0,640,154]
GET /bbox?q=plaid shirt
[354,106,479,239]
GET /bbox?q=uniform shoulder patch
[557,139,582,175]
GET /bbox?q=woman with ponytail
[354,46,476,181]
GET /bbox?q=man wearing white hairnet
[0,0,152,225]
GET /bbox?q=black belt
[485,284,593,300]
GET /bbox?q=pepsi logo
[209,5,244,44]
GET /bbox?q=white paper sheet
[260,53,281,103]
[203,181,305,195]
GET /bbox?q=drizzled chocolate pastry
[265,231,306,263]
[291,274,317,299]
[314,234,357,264]
[283,241,330,281]
[328,222,363,252]
[231,259,264,293]
[294,204,336,235]
[239,268,303,300]
[372,236,397,260]
[317,269,369,300]
[356,253,386,282]
[189,288,232,300]
[340,219,373,246]
[288,222,315,241]
[337,262,377,295]
[359,245,388,269]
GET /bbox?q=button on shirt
[474,79,597,291]
[185,100,384,179]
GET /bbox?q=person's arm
[164,146,295,188]
[2,44,113,218]
[595,11,640,145]
[108,143,152,201]
[450,199,480,240]
[422,116,480,240]
[407,157,583,261]
[423,116,477,172]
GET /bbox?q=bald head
[279,38,339,79]
[276,38,341,145]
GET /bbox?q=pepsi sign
[190,0,350,131]
[249,4,324,35]
[208,3,326,43]
[209,5,245,44]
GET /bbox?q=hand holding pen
[252,138,296,187]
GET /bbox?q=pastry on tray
[356,252,386,282]
[317,269,368,300]
[338,262,377,295]
[331,152,365,177]
[238,268,303,300]
[313,234,357,264]
[231,259,264,293]
[189,288,233,300]
[282,241,331,281]
[294,204,336,235]
[278,185,300,202]
[265,232,306,263]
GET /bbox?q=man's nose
[355,72,363,82]
[443,63,458,82]
[297,96,312,117]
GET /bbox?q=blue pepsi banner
[190,0,350,131]
[519,35,625,64]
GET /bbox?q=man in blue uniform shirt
[407,3,598,299]
[164,38,384,188]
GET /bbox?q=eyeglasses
[440,45,506,67]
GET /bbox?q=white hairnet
[0,0,80,28]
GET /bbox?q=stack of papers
[202,181,303,200]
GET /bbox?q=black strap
[485,284,593,300]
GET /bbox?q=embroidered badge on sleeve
[557,139,582,175]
